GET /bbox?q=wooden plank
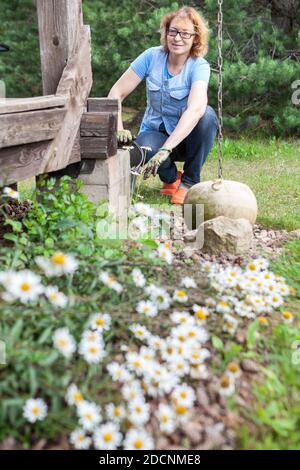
[0,139,81,186]
[0,95,66,115]
[80,112,117,158]
[87,98,119,113]
[39,25,92,173]
[36,0,83,95]
[0,108,67,148]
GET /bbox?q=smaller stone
[241,359,260,373]
[183,229,197,243]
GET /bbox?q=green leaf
[212,335,224,350]
[247,319,259,349]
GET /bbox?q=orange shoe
[171,186,188,205]
[160,171,182,196]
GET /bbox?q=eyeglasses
[167,28,196,40]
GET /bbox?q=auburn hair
[160,6,209,57]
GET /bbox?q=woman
[108,6,218,204]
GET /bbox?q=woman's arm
[162,80,208,150]
[108,67,143,132]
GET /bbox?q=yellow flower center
[162,415,169,423]
[248,263,257,271]
[282,311,293,320]
[20,282,31,292]
[134,439,143,449]
[227,362,239,373]
[51,253,65,265]
[220,376,230,388]
[32,406,40,415]
[89,346,98,353]
[180,391,187,398]
[196,310,206,320]
[258,316,268,326]
[114,408,121,417]
[58,339,67,347]
[96,318,104,326]
[177,290,186,297]
[175,405,187,415]
[103,432,113,442]
[74,392,83,402]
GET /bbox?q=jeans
[134,105,219,187]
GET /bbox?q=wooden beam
[0,137,81,186]
[0,95,66,115]
[36,0,84,95]
[39,25,92,173]
[80,112,117,158]
[0,108,67,148]
[87,98,119,113]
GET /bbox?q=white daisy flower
[99,271,123,293]
[121,380,144,402]
[188,347,211,365]
[266,293,284,309]
[45,286,68,308]
[89,312,111,332]
[70,428,91,450]
[5,270,44,304]
[65,383,84,407]
[219,374,235,396]
[216,299,231,314]
[147,335,165,351]
[93,422,122,450]
[190,363,210,380]
[171,384,196,408]
[157,244,173,264]
[77,401,102,431]
[223,314,239,335]
[147,286,171,310]
[192,304,209,322]
[139,346,156,362]
[35,252,78,277]
[126,351,149,376]
[53,327,76,358]
[281,310,294,323]
[136,300,158,318]
[107,362,133,383]
[128,399,150,426]
[131,268,146,288]
[181,277,197,288]
[170,311,195,325]
[155,403,176,434]
[123,428,154,450]
[105,403,126,423]
[168,355,190,377]
[3,186,19,199]
[226,361,241,379]
[173,289,188,303]
[79,339,106,364]
[23,398,47,423]
[81,329,103,344]
[129,324,151,341]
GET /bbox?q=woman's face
[166,17,196,57]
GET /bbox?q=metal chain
[217,0,223,179]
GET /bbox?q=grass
[133,136,300,231]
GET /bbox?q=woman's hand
[117,129,133,144]
[143,148,171,179]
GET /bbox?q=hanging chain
[217,0,223,179]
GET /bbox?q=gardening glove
[117,129,132,144]
[143,148,172,179]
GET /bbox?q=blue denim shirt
[139,47,201,135]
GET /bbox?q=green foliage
[0,0,299,135]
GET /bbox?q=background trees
[0,0,299,135]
